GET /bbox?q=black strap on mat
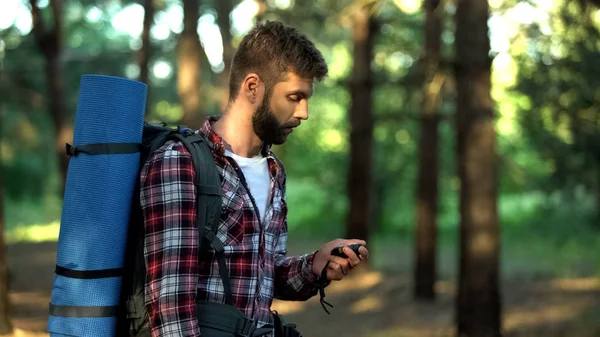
[55,265,123,279]
[51,266,122,318]
[65,142,142,157]
[49,303,119,317]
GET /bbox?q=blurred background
[1,0,600,336]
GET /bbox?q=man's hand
[312,239,369,281]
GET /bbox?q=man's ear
[242,73,264,105]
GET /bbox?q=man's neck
[213,111,263,158]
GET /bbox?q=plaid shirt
[140,117,321,336]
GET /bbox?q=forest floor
[4,237,600,337]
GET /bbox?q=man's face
[252,72,313,145]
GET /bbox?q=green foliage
[1,0,598,253]
[511,0,600,206]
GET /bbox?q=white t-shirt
[225,149,270,222]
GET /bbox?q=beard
[252,93,297,145]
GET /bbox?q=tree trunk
[596,166,600,225]
[455,0,502,336]
[31,0,68,193]
[0,167,13,335]
[346,3,375,244]
[255,0,267,22]
[178,0,204,128]
[138,0,154,85]
[414,0,443,301]
[216,0,235,112]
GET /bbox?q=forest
[1,0,600,336]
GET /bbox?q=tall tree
[414,0,444,300]
[178,0,204,128]
[216,0,236,112]
[346,2,376,244]
[0,167,13,335]
[30,0,69,191]
[455,0,501,336]
[255,0,268,22]
[138,0,154,85]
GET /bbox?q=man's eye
[288,95,300,102]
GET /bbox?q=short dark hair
[228,21,328,103]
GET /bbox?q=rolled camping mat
[47,74,147,336]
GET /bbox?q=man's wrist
[301,250,320,283]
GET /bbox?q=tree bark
[138,0,154,85]
[414,0,443,301]
[596,166,600,225]
[0,166,13,334]
[255,0,267,22]
[216,0,235,112]
[346,3,375,244]
[178,0,204,128]
[31,0,69,192]
[455,0,502,336]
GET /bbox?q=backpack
[116,122,300,337]
[115,122,225,336]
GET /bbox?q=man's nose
[294,101,309,120]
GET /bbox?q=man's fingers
[347,239,367,246]
[358,246,369,260]
[328,271,343,281]
[320,239,369,281]
[343,246,361,266]
[326,263,344,280]
[327,259,350,277]
[329,256,351,272]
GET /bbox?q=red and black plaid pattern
[140,117,321,337]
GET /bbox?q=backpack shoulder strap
[170,132,233,306]
[172,132,222,243]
